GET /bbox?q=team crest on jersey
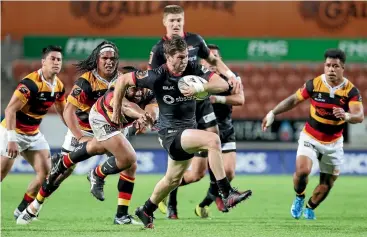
[18,85,30,97]
[136,70,148,79]
[71,86,82,97]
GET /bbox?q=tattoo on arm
[273,94,301,115]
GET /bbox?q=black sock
[69,142,91,164]
[216,177,231,198]
[199,194,214,208]
[208,167,219,196]
[168,188,178,208]
[98,156,123,176]
[116,173,135,218]
[17,193,34,212]
[144,198,158,215]
[306,198,319,210]
[294,175,307,198]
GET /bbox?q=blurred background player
[149,4,240,219]
[194,44,244,218]
[262,49,364,220]
[0,45,66,219]
[113,36,250,228]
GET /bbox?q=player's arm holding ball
[180,73,229,97]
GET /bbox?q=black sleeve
[348,87,362,103]
[19,78,38,98]
[134,68,163,90]
[70,78,92,100]
[196,35,210,59]
[189,62,214,81]
[149,43,166,69]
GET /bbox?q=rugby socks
[208,167,219,196]
[143,198,158,215]
[199,195,213,208]
[306,198,319,210]
[36,179,59,204]
[116,174,135,218]
[216,177,231,198]
[64,142,90,168]
[94,156,122,179]
[168,188,178,208]
[294,175,307,199]
[17,193,35,212]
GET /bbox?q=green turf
[1,174,367,237]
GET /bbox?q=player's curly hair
[163,35,187,56]
[74,40,119,77]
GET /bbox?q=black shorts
[158,128,194,161]
[196,99,217,130]
[220,127,236,153]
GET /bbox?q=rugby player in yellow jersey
[262,49,364,220]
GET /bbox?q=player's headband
[99,44,116,54]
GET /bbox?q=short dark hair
[324,48,346,64]
[207,44,221,57]
[121,66,138,74]
[42,45,62,58]
[163,35,187,56]
[163,5,184,18]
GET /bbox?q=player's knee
[296,164,311,177]
[122,161,137,177]
[206,134,221,151]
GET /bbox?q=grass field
[1,174,367,237]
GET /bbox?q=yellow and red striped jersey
[67,71,109,132]
[1,70,65,135]
[95,76,157,128]
[296,74,362,143]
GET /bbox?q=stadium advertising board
[23,36,367,62]
[3,1,367,40]
[10,150,367,175]
[233,119,349,143]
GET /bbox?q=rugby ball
[178,75,209,100]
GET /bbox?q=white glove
[265,110,275,127]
